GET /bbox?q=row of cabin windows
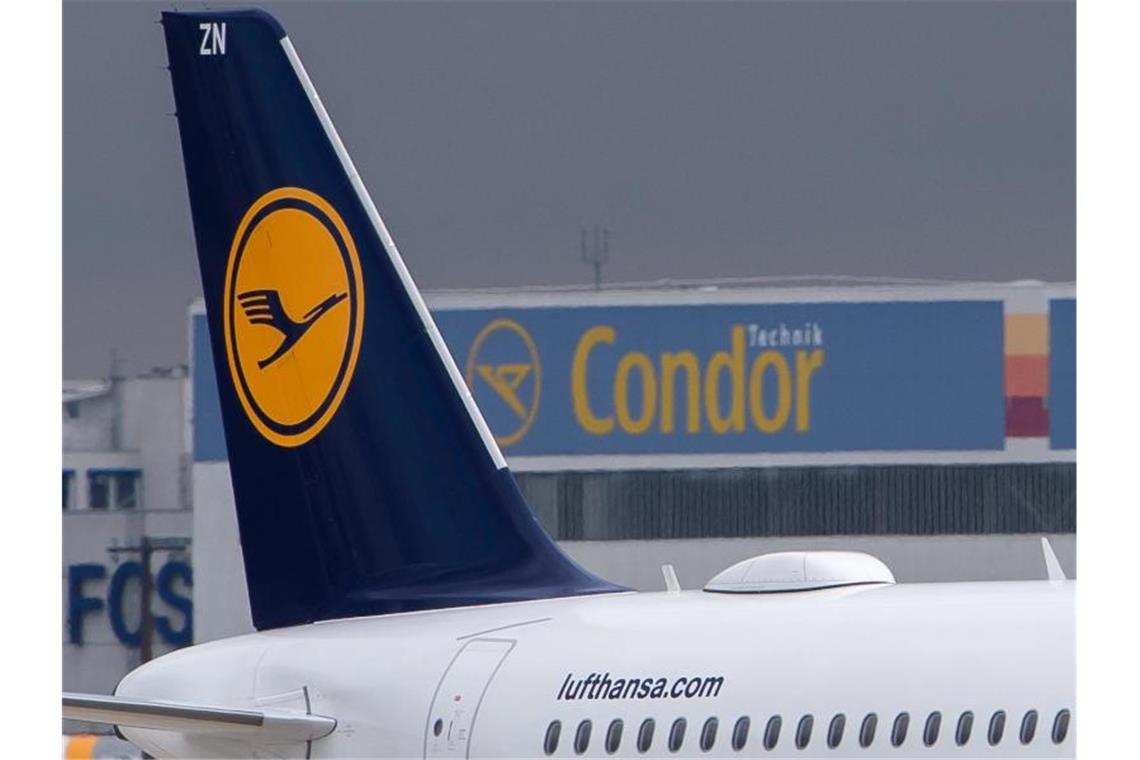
[543,708,1070,755]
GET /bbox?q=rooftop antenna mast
[581,225,610,291]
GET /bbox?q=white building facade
[63,370,194,733]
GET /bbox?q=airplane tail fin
[161,10,621,630]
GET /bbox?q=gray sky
[63,0,1074,377]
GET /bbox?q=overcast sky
[63,0,1074,377]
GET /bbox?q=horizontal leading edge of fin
[62,693,336,743]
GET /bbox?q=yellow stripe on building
[1004,312,1049,355]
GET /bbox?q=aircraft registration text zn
[199,23,226,56]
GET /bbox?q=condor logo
[223,187,364,447]
[464,319,541,446]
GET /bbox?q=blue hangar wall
[190,285,1075,540]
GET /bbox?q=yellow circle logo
[465,319,541,447]
[223,187,365,448]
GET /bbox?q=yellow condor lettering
[749,351,792,433]
[572,326,615,435]
[615,352,656,435]
[795,349,825,431]
[705,325,746,434]
[659,351,701,434]
[571,324,825,437]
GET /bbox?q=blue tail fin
[161,9,622,630]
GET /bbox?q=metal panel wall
[516,464,1075,540]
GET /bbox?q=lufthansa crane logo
[223,187,365,447]
[465,319,541,447]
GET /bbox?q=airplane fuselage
[118,580,1074,758]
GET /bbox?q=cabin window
[988,710,1006,746]
[763,715,782,750]
[1052,709,1071,744]
[955,711,973,746]
[544,721,561,756]
[700,717,718,751]
[574,720,592,755]
[923,712,941,747]
[827,714,845,749]
[731,716,750,751]
[1020,710,1038,745]
[668,718,687,753]
[859,713,877,748]
[891,712,909,747]
[605,719,623,754]
[795,715,813,750]
[637,718,655,753]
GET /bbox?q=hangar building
[62,278,1076,727]
[188,279,1075,641]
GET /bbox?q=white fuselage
[118,580,1074,758]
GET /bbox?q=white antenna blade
[1041,537,1067,582]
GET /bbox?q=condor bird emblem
[223,187,365,448]
[237,289,348,369]
[464,319,541,447]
